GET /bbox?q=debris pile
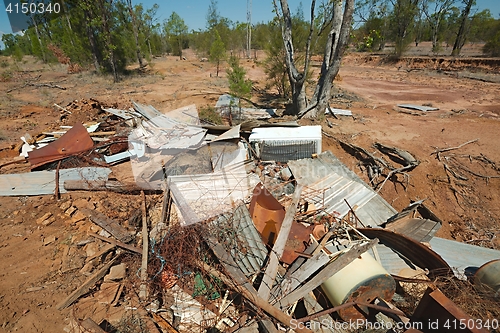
[0,99,499,333]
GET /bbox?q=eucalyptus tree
[273,0,356,117]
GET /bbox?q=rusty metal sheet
[249,183,313,264]
[358,228,451,277]
[249,183,285,246]
[28,123,94,169]
[412,288,489,333]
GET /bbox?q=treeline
[1,0,499,82]
[353,0,500,56]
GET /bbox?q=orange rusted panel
[28,123,94,169]
[249,183,313,264]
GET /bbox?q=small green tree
[164,12,189,59]
[226,55,252,120]
[210,30,226,77]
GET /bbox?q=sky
[1,0,499,48]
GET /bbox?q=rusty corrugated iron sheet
[358,228,451,277]
[28,123,94,169]
[249,183,313,265]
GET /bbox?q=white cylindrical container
[321,252,396,320]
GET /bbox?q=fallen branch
[7,81,67,93]
[431,138,479,155]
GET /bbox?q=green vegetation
[227,55,252,118]
[198,105,223,125]
[353,0,500,57]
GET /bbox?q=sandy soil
[0,45,499,332]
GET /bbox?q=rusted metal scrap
[249,183,313,265]
[412,287,489,333]
[28,122,94,169]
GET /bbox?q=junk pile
[1,99,499,333]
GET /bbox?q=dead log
[64,180,161,194]
[373,142,419,168]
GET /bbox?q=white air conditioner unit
[248,126,322,162]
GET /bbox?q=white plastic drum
[320,252,396,320]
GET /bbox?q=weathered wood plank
[272,239,377,309]
[81,208,134,243]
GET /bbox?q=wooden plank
[272,239,377,309]
[151,312,179,333]
[139,191,148,300]
[270,250,330,303]
[89,233,141,254]
[85,243,116,263]
[258,185,303,300]
[81,208,134,243]
[80,318,107,333]
[303,293,342,333]
[56,255,119,310]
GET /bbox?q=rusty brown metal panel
[358,228,451,276]
[412,288,490,333]
[28,123,94,169]
[249,183,313,265]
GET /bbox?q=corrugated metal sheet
[132,118,206,151]
[167,160,260,226]
[288,151,396,226]
[210,204,268,278]
[288,152,500,277]
[0,167,112,196]
[429,237,500,276]
[397,104,439,112]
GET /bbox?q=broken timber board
[272,239,377,309]
[56,255,119,310]
[151,312,179,333]
[90,233,141,254]
[81,208,134,243]
[80,318,107,333]
[258,185,303,300]
[270,250,330,303]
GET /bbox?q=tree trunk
[30,15,46,62]
[82,2,100,72]
[61,0,75,47]
[303,0,354,118]
[127,0,144,67]
[99,0,118,82]
[276,0,315,115]
[451,0,473,56]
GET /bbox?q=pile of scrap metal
[1,100,499,333]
